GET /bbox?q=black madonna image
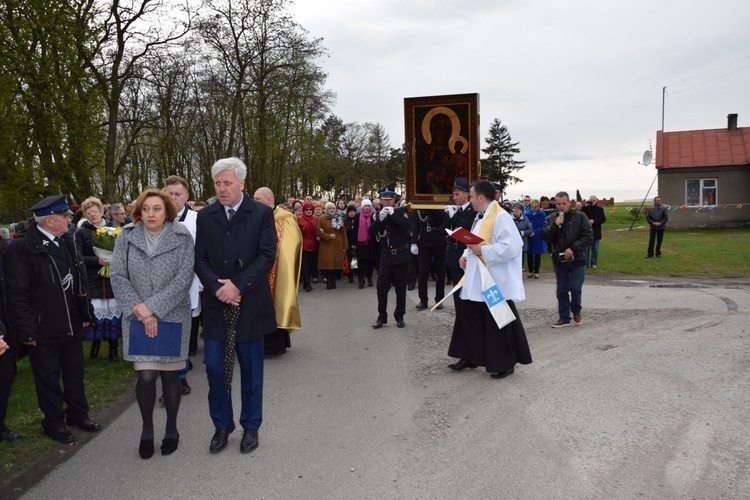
[404,93,479,206]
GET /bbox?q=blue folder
[128,319,183,357]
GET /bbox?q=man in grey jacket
[645,196,668,258]
[541,191,593,328]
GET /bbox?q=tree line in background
[0,0,523,221]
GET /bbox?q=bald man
[253,188,303,355]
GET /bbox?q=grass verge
[0,343,135,482]
[581,204,750,276]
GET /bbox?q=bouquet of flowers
[92,226,122,277]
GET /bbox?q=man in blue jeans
[195,158,277,455]
[541,192,593,328]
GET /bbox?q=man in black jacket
[195,158,277,455]
[369,190,411,329]
[645,196,668,258]
[581,195,606,268]
[412,209,446,310]
[541,192,593,328]
[4,195,101,443]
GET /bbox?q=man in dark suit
[443,182,475,309]
[195,158,277,455]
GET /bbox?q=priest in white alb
[446,180,532,379]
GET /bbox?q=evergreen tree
[480,118,525,190]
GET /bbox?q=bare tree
[197,0,328,192]
[74,0,195,200]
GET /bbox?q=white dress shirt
[459,201,525,303]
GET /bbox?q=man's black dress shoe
[396,320,405,328]
[372,319,386,329]
[415,302,428,310]
[436,303,443,310]
[66,418,101,432]
[0,429,21,442]
[240,429,259,454]
[45,427,75,444]
[491,367,515,379]
[209,421,235,453]
[139,439,154,459]
[161,434,179,455]
[448,359,477,371]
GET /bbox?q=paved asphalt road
[18,272,750,499]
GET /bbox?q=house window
[686,178,717,206]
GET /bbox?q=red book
[445,227,484,245]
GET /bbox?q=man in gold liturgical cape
[254,187,303,355]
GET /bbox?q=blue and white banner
[477,260,516,330]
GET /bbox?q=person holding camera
[541,192,593,328]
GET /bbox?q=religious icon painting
[404,93,480,208]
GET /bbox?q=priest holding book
[446,180,532,379]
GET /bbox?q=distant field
[579,203,750,276]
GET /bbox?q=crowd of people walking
[2,170,629,462]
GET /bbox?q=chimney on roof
[728,113,738,131]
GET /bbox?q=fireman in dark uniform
[412,209,447,310]
[368,191,411,329]
[4,195,101,444]
[443,182,475,309]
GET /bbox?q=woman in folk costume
[75,196,122,361]
[447,180,532,379]
[315,202,348,290]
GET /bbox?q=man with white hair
[195,158,277,455]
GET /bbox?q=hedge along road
[19,273,750,499]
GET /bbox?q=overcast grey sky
[288,0,749,201]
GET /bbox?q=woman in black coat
[344,205,358,283]
[352,199,379,288]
